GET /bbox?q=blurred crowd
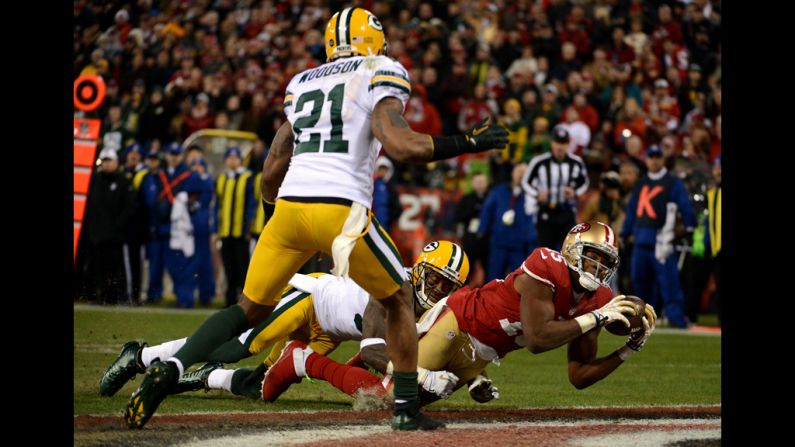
[74,0,721,326]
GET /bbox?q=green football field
[74,304,720,416]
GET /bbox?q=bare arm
[567,329,625,389]
[371,97,435,163]
[516,273,588,354]
[359,297,390,374]
[262,121,295,202]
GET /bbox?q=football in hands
[604,295,646,337]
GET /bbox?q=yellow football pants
[243,198,406,306]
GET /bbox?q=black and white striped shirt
[521,152,589,214]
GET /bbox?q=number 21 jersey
[277,55,411,208]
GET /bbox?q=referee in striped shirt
[521,126,589,251]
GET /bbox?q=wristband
[360,337,386,349]
[574,312,598,333]
[430,135,471,161]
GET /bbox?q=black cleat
[392,398,445,430]
[99,341,146,397]
[124,360,178,429]
[172,362,225,394]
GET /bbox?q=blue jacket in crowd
[143,162,204,239]
[479,183,538,247]
[621,167,696,246]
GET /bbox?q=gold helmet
[411,241,470,310]
[560,221,620,291]
[324,7,387,62]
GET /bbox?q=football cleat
[172,362,224,395]
[260,340,308,402]
[99,341,147,397]
[124,360,178,429]
[392,398,445,430]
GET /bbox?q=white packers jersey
[277,55,411,208]
[295,274,370,342]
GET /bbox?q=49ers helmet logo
[570,222,591,233]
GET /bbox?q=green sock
[174,305,248,368]
[230,364,269,399]
[393,371,419,403]
[206,338,251,363]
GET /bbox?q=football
[604,295,646,337]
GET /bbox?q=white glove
[627,304,657,352]
[468,374,500,403]
[417,366,459,399]
[575,295,637,333]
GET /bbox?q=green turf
[74,305,721,415]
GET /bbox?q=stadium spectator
[215,147,255,307]
[458,83,497,133]
[82,148,135,304]
[121,143,150,303]
[455,172,490,286]
[621,145,696,328]
[101,104,133,156]
[404,84,442,136]
[372,156,401,232]
[188,158,217,307]
[522,127,589,251]
[479,163,537,281]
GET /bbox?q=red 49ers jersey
[446,247,613,358]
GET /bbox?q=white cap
[98,148,118,161]
[375,156,394,182]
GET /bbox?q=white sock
[140,338,188,367]
[293,346,313,378]
[165,357,185,378]
[207,368,235,392]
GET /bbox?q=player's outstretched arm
[567,304,656,389]
[372,97,508,164]
[261,121,295,203]
[516,274,591,354]
[566,329,623,389]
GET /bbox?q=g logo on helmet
[423,241,439,252]
[570,222,591,234]
[368,14,383,31]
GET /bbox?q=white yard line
[174,418,720,447]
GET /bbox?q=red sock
[305,353,385,397]
[345,352,365,368]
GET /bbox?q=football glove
[627,304,657,352]
[468,374,500,403]
[463,118,509,152]
[417,366,459,399]
[576,295,637,333]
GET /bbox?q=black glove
[431,118,509,161]
[463,118,509,152]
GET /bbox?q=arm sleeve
[368,58,411,112]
